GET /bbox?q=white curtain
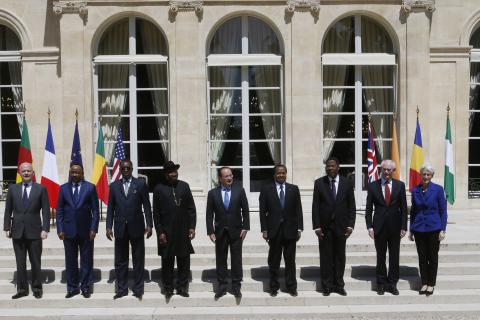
[97,20,129,163]
[4,28,22,132]
[470,64,480,135]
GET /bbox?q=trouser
[63,237,94,293]
[374,226,401,286]
[414,231,440,286]
[114,234,145,295]
[215,230,243,292]
[319,227,346,290]
[13,238,43,294]
[268,227,297,291]
[162,254,190,292]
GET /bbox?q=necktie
[73,183,79,204]
[223,188,230,210]
[385,182,391,206]
[22,183,29,209]
[279,184,285,208]
[330,179,336,199]
[124,179,129,196]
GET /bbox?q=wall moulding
[169,0,203,13]
[53,0,88,15]
[401,0,435,13]
[285,0,320,15]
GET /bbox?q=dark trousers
[319,227,347,290]
[374,226,401,286]
[63,237,94,293]
[414,231,440,286]
[268,227,297,291]
[13,238,43,294]
[114,234,145,295]
[162,255,190,292]
[215,230,243,292]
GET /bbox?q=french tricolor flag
[40,118,60,209]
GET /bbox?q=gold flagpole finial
[75,108,79,120]
[47,108,51,119]
[447,103,450,114]
[393,112,397,122]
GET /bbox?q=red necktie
[385,182,391,206]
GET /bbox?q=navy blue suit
[56,181,99,294]
[106,177,152,295]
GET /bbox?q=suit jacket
[3,182,50,239]
[365,179,408,233]
[259,181,303,240]
[153,180,196,257]
[410,182,447,233]
[312,175,356,235]
[106,177,153,239]
[206,182,250,240]
[56,181,100,239]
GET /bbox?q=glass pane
[100,117,130,144]
[136,19,167,55]
[209,67,241,87]
[138,143,167,167]
[248,17,280,55]
[470,139,480,164]
[210,168,243,188]
[362,140,387,166]
[361,16,394,54]
[470,112,480,137]
[137,116,167,141]
[323,88,354,113]
[362,89,394,113]
[107,142,130,166]
[0,25,21,50]
[2,141,19,166]
[137,64,168,89]
[249,116,281,139]
[137,91,168,115]
[468,167,480,197]
[249,142,281,165]
[98,18,129,55]
[323,66,354,86]
[0,62,21,85]
[325,141,355,165]
[362,66,394,86]
[1,114,21,139]
[469,83,480,111]
[361,115,393,139]
[470,29,480,48]
[250,168,275,192]
[99,91,129,115]
[323,17,354,54]
[338,166,355,187]
[97,65,129,89]
[0,87,22,112]
[249,66,280,87]
[210,90,242,114]
[210,116,242,140]
[210,142,242,166]
[2,169,17,185]
[138,169,164,192]
[249,90,281,114]
[323,114,355,139]
[209,17,242,54]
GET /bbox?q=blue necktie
[223,188,230,210]
[331,179,336,199]
[279,184,285,208]
[22,184,29,209]
[73,183,79,204]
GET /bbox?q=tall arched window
[0,25,22,184]
[93,17,169,191]
[207,16,283,197]
[322,15,397,206]
[469,27,480,197]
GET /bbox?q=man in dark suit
[365,159,408,295]
[206,166,249,299]
[106,160,153,300]
[3,162,50,299]
[56,164,99,298]
[153,161,196,299]
[312,157,356,296]
[259,164,303,297]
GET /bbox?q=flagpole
[99,114,104,221]
[48,108,55,227]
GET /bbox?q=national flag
[70,118,83,166]
[444,113,455,204]
[409,118,425,191]
[391,118,401,180]
[367,120,380,183]
[111,127,126,182]
[40,118,60,209]
[92,126,109,205]
[16,116,36,183]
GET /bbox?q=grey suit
[3,182,50,295]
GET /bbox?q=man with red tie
[365,159,408,296]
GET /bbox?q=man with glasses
[365,159,408,296]
[106,160,153,300]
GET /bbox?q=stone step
[1,275,480,294]
[0,289,479,308]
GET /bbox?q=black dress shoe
[33,291,43,299]
[81,291,91,298]
[335,288,347,296]
[232,289,242,299]
[165,290,174,299]
[388,286,399,296]
[12,292,28,299]
[376,285,385,295]
[425,287,434,296]
[419,286,427,295]
[322,288,331,296]
[65,290,80,298]
[132,292,143,300]
[113,292,128,300]
[214,290,226,300]
[176,289,189,297]
[270,290,278,297]
[288,289,298,297]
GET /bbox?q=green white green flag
[444,113,455,204]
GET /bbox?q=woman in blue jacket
[409,163,447,296]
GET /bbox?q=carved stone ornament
[401,0,435,13]
[286,0,321,14]
[169,0,204,14]
[53,0,88,15]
